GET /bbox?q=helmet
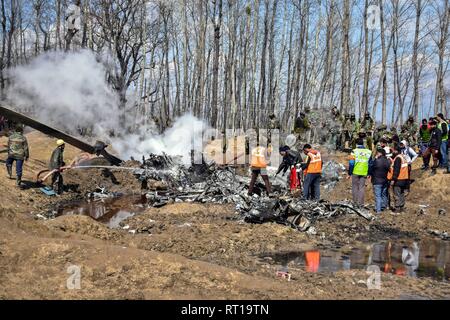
[378,125,387,130]
[304,106,311,112]
[93,140,108,154]
[350,113,356,119]
[285,134,297,147]
[57,139,65,146]
[408,115,414,120]
[344,113,350,119]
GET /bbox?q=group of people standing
[3,123,66,193]
[249,109,449,216]
[294,106,379,152]
[347,112,449,214]
[348,139,412,214]
[418,114,449,174]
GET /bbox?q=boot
[6,165,12,179]
[16,175,22,187]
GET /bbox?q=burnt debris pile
[128,154,373,232]
[321,160,347,190]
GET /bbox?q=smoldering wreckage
[1,105,373,233]
[75,152,374,234]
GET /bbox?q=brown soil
[1,131,449,299]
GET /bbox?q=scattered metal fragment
[321,160,347,190]
[429,229,449,241]
[276,270,291,281]
[98,154,375,232]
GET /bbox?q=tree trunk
[210,0,223,128]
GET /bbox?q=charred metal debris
[120,154,374,232]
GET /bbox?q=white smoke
[5,50,208,164]
[6,50,121,137]
[112,114,208,166]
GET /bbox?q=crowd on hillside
[250,110,449,215]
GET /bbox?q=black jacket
[439,121,448,136]
[277,150,302,175]
[429,128,442,149]
[369,156,390,185]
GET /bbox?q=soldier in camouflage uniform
[374,124,389,147]
[327,106,345,150]
[293,111,310,146]
[360,112,375,150]
[5,124,29,187]
[268,113,280,145]
[400,115,419,147]
[342,113,352,150]
[390,127,400,149]
[305,106,322,144]
[348,113,360,149]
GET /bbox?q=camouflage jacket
[344,120,360,135]
[294,116,310,134]
[400,122,419,140]
[268,118,280,130]
[307,110,322,126]
[360,118,375,133]
[8,132,29,160]
[49,147,65,170]
[374,129,389,143]
[330,115,345,133]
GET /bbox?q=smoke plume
[5,50,208,164]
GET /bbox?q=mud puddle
[261,239,450,282]
[54,194,148,228]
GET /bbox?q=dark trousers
[6,157,24,178]
[303,173,321,200]
[248,169,271,195]
[52,171,64,194]
[423,147,439,169]
[351,175,367,205]
[393,184,407,209]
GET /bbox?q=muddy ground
[1,131,449,299]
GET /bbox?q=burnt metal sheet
[0,105,122,165]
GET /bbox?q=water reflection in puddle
[262,239,450,282]
[55,195,148,228]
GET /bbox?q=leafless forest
[1,0,449,132]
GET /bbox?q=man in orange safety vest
[388,147,409,213]
[301,144,323,200]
